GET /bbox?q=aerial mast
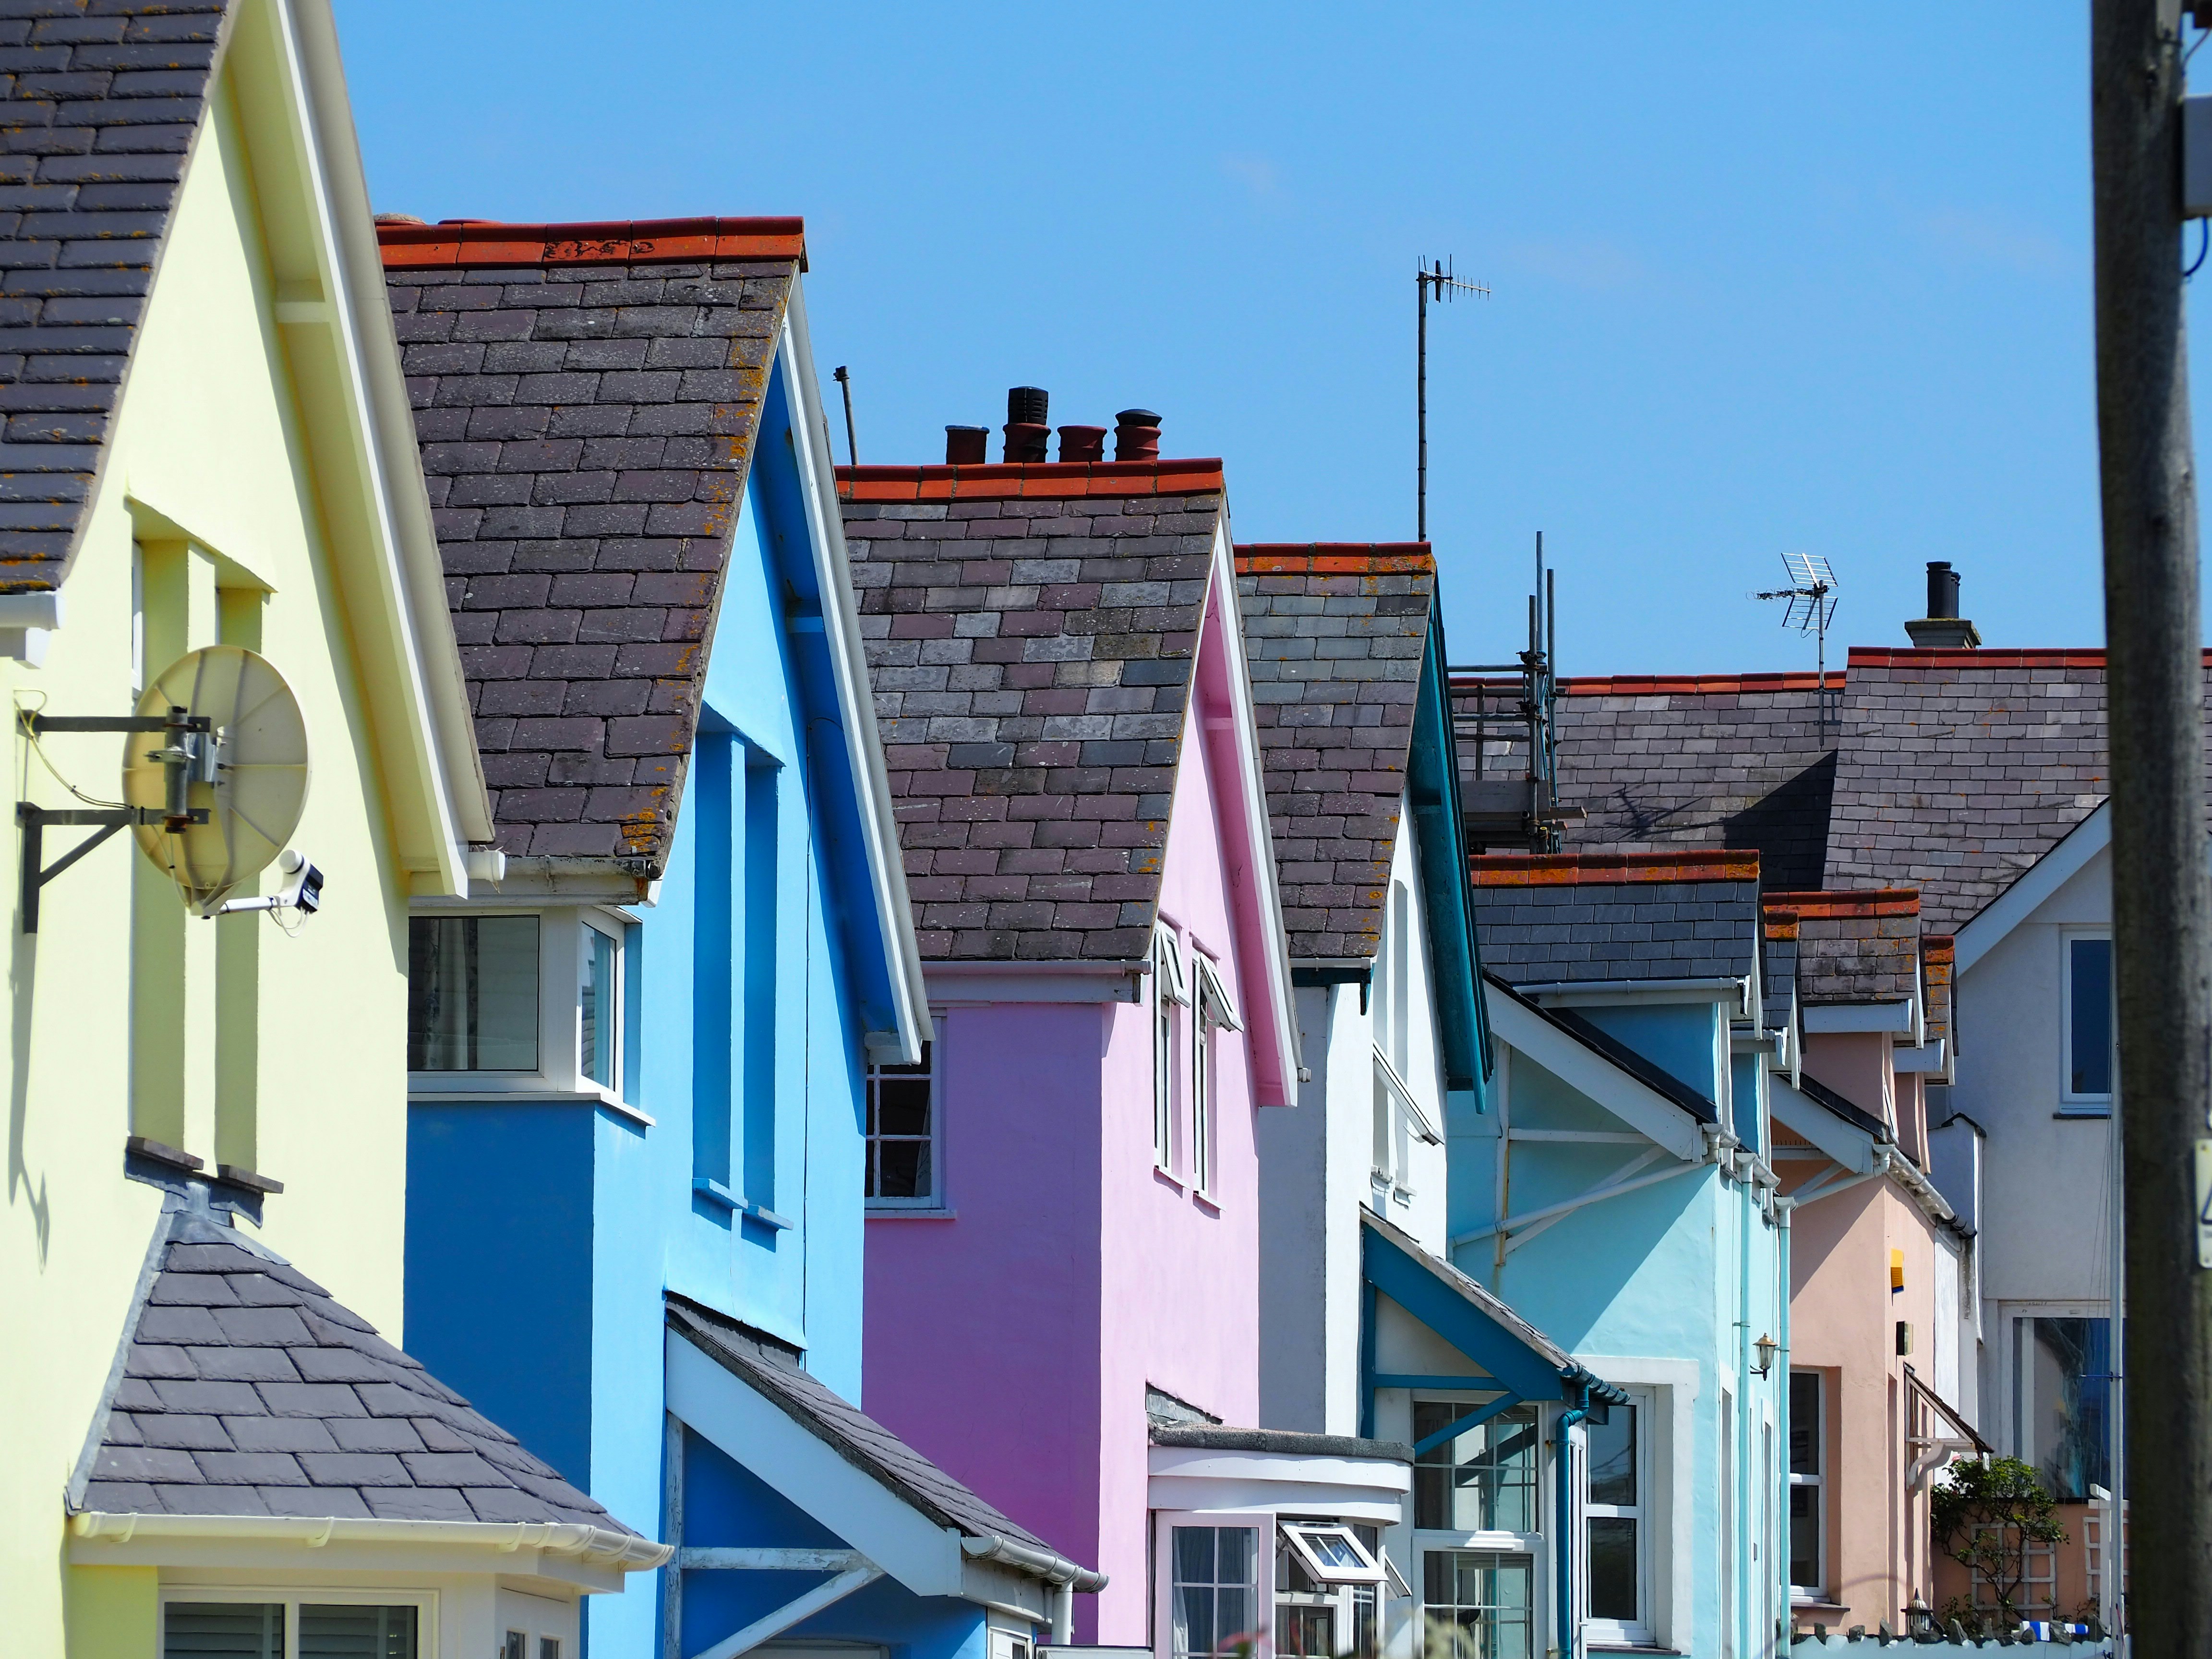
[1416,257,1488,542]
[1754,553,1841,735]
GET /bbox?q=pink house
[841,407,1409,1653]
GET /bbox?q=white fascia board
[1483,984,1704,1162]
[665,1331,964,1597]
[66,1512,663,1592]
[1802,1001,1916,1034]
[779,287,930,1064]
[1520,977,1750,1014]
[283,0,492,865]
[1201,519,1302,1102]
[1768,1076,1878,1175]
[1953,801,2112,976]
[925,961,1146,1005]
[1893,1040,1948,1074]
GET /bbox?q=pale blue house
[1448,850,1791,1659]
[385,216,1098,1659]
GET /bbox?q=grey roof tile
[72,1206,637,1535]
[838,461,1227,962]
[0,0,227,590]
[1235,546,1433,962]
[380,217,803,872]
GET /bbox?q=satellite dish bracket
[16,709,215,934]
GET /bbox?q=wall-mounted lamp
[1754,1334,1779,1378]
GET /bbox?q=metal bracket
[17,803,206,933]
[16,708,215,932]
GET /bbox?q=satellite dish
[122,645,309,914]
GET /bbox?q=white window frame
[1787,1370,1828,1603]
[156,1585,443,1659]
[407,904,643,1120]
[1282,1522,1386,1587]
[1410,1394,1549,1659]
[1583,1387,1655,1650]
[2061,928,2115,1113]
[866,1016,947,1212]
[1155,1509,1266,1659]
[1191,950,1241,1196]
[578,914,624,1094]
[1154,922,1189,1177]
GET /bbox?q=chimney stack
[945,425,987,465]
[1114,409,1161,462]
[1904,560,1981,648]
[1004,386,1050,463]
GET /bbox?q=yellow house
[0,2,667,1653]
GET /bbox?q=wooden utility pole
[2092,0,2212,1646]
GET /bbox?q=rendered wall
[4,67,438,1652]
[1258,791,1450,1438]
[1450,1022,1789,1659]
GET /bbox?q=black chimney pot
[1007,386,1049,426]
[1926,561,1960,620]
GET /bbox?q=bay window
[2018,1315,2113,1502]
[1167,1521,1260,1659]
[408,914,540,1072]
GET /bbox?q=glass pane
[1588,1517,1638,1620]
[1215,1587,1251,1644]
[2029,1317,2111,1502]
[1414,1403,1538,1533]
[165,1603,284,1659]
[580,925,615,1086]
[1174,1525,1216,1584]
[1789,1372,1820,1475]
[301,1605,418,1659]
[1789,1483,1822,1588]
[1587,1404,1637,1506]
[1177,1586,1214,1659]
[2070,937,2113,1094]
[876,1141,928,1199]
[1421,1552,1535,1659]
[408,915,540,1072]
[1278,1605,1335,1659]
[1217,1526,1256,1584]
[876,1076,931,1136]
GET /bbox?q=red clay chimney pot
[1058,425,1107,463]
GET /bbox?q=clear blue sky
[331,3,2199,674]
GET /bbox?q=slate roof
[378,216,806,869]
[1466,851,1762,987]
[1769,888,1921,1007]
[1460,673,1839,891]
[0,0,229,590]
[73,1205,633,1530]
[1761,910,1799,1034]
[1235,544,1433,961]
[667,1295,1099,1583]
[836,460,1226,961]
[1821,649,2169,931]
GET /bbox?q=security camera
[208,849,324,919]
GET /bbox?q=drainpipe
[1554,1382,1591,1659]
[1051,1582,1074,1645]
[1736,1157,1754,1659]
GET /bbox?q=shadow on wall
[8,918,49,1264]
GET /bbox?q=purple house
[844,407,1410,1652]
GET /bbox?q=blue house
[1453,850,1791,1659]
[384,215,1097,1659]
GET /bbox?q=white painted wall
[1257,795,1451,1436]
[1950,845,2119,1456]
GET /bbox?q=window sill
[1790,1598,1848,1614]
[410,1085,656,1128]
[868,1205,958,1220]
[1154,1166,1186,1193]
[2056,1105,2113,1118]
[691,1177,793,1230]
[1193,1191,1222,1216]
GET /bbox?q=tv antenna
[1417,256,1488,542]
[1754,552,1841,732]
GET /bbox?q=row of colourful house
[3,5,2048,1659]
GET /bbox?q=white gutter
[67,1511,671,1570]
[1516,975,1754,1018]
[960,1531,1109,1594]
